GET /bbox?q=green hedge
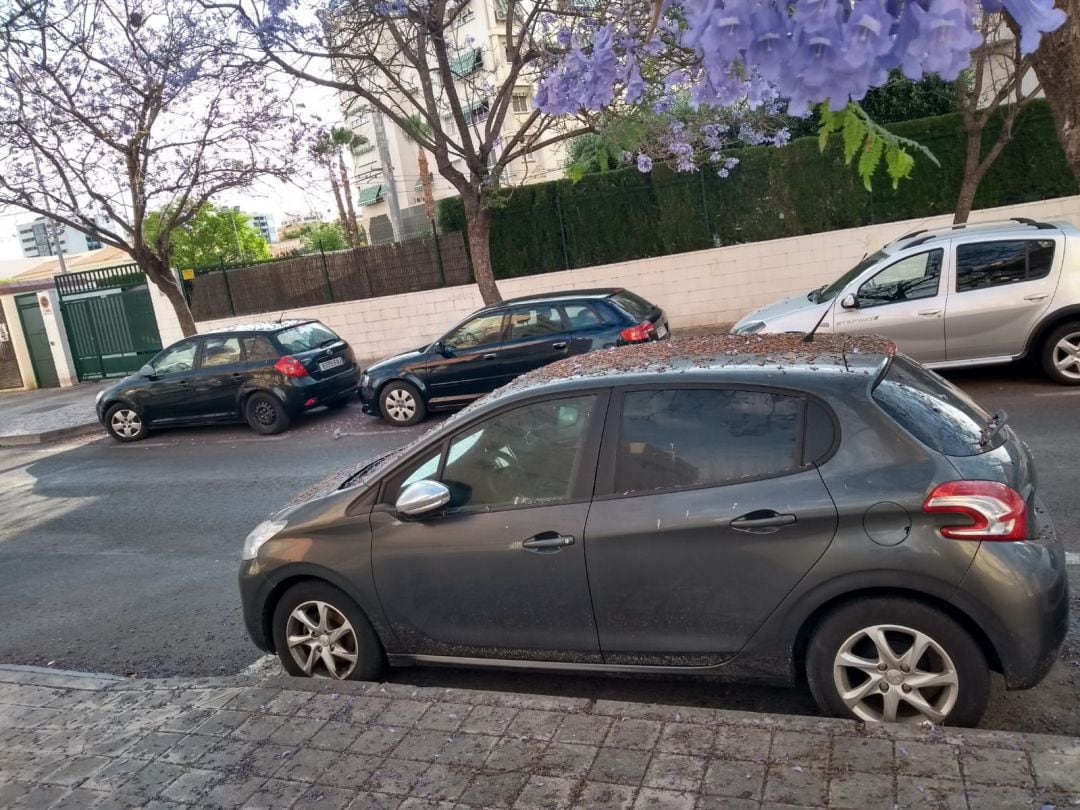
[438,101,1077,279]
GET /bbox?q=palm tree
[330,126,367,247]
[401,114,437,228]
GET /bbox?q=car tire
[245,392,291,435]
[1040,321,1080,385]
[805,597,989,727]
[379,380,426,426]
[271,581,387,681]
[104,403,149,442]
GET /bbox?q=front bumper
[281,367,360,415]
[239,560,275,653]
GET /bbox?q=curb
[0,664,126,691]
[0,421,100,448]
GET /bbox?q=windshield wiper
[980,409,1009,446]
[807,285,825,303]
[317,337,341,348]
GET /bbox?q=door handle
[730,511,797,532]
[210,379,225,387]
[916,309,942,317]
[1024,293,1049,302]
[482,352,498,360]
[522,532,575,550]
[177,380,190,387]
[552,341,568,350]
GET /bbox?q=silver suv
[732,218,1080,383]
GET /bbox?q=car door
[583,386,838,665]
[423,310,510,404]
[944,237,1061,361]
[832,248,947,363]
[561,302,615,354]
[498,304,572,379]
[370,392,607,661]
[139,339,202,424]
[187,335,245,418]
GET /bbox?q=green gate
[55,264,163,381]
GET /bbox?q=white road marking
[1034,390,1080,397]
[1066,552,1080,566]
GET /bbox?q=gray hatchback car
[239,334,1068,726]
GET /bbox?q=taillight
[620,321,655,343]
[922,480,1027,541]
[274,355,308,378]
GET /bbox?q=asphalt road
[0,366,1078,736]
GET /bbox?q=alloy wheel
[832,624,959,724]
[110,409,142,439]
[285,600,359,679]
[1052,332,1080,381]
[385,388,417,422]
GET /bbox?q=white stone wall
[189,195,1080,364]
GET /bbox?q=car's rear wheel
[1041,321,1080,384]
[379,380,426,426]
[245,392,290,435]
[104,404,148,442]
[805,597,989,727]
[271,581,386,681]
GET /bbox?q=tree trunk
[418,149,436,224]
[1018,4,1080,188]
[339,152,360,247]
[462,195,501,305]
[138,252,197,337]
[954,128,984,224]
[327,166,350,245]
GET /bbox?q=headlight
[241,519,286,561]
[733,321,766,335]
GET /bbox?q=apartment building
[17,217,103,258]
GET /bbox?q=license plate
[656,324,669,338]
[319,357,345,372]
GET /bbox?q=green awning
[450,48,483,78]
[357,185,384,206]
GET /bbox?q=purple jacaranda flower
[625,61,645,103]
[842,0,897,71]
[1003,0,1066,54]
[677,158,698,172]
[772,127,791,147]
[637,153,653,172]
[748,2,794,82]
[902,0,982,81]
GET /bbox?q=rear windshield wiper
[980,409,1009,446]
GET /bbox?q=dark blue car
[360,288,669,425]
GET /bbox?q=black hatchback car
[96,320,360,441]
[241,333,1067,727]
[360,288,669,425]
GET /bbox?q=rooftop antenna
[802,306,831,343]
[275,310,286,323]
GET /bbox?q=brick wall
[181,195,1080,364]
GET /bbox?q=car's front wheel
[271,581,386,681]
[104,403,148,442]
[805,597,989,727]
[245,392,291,435]
[379,380,426,426]
[1041,321,1080,385]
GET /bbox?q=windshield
[812,251,888,303]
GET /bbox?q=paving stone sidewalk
[1,667,1078,810]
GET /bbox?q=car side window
[440,395,596,511]
[956,239,1056,292]
[241,335,278,362]
[562,303,604,330]
[857,249,943,307]
[443,312,506,351]
[201,336,241,368]
[508,305,564,340]
[152,341,199,375]
[614,389,802,494]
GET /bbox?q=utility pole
[371,110,404,242]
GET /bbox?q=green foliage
[435,101,1076,280]
[145,204,272,269]
[818,103,939,191]
[300,221,347,253]
[566,134,628,182]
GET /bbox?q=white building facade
[16,217,103,258]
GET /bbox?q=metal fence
[185,231,471,321]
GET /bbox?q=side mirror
[395,480,451,518]
[435,340,452,357]
[138,364,156,377]
[840,293,859,310]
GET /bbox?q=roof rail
[892,218,1058,245]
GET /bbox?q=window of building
[614,389,803,494]
[200,336,241,368]
[956,240,1056,292]
[463,99,490,125]
[512,93,529,113]
[857,249,943,307]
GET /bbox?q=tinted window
[152,341,198,375]
[241,335,278,362]
[275,322,340,353]
[443,312,505,350]
[201,336,241,368]
[857,249,942,307]
[815,250,888,303]
[508,305,564,340]
[608,291,654,320]
[956,240,1056,292]
[563,303,604,329]
[614,389,802,494]
[872,356,1003,456]
[441,395,596,510]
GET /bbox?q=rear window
[608,290,655,321]
[275,322,341,353]
[872,357,1003,456]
